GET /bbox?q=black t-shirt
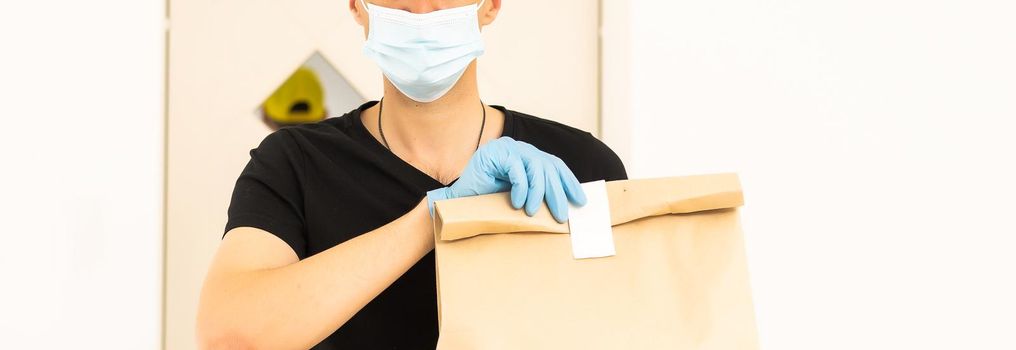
[225,101,627,349]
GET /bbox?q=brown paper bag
[431,173,759,349]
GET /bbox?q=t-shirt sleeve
[588,132,629,182]
[224,129,307,259]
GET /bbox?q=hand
[427,136,587,223]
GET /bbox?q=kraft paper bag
[431,173,759,349]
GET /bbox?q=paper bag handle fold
[433,173,743,241]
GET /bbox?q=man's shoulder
[504,108,628,182]
[506,108,588,138]
[264,112,360,148]
[243,112,369,174]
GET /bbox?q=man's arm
[196,199,433,350]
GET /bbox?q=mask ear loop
[360,0,370,14]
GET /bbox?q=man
[197,1,626,348]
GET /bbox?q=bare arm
[196,199,434,350]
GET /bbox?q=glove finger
[475,137,506,179]
[506,154,528,209]
[553,157,587,207]
[426,187,451,217]
[544,165,570,223]
[524,160,546,217]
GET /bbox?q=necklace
[377,97,487,151]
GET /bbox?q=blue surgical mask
[361,0,486,103]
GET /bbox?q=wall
[302,52,366,118]
[603,1,1016,348]
[0,0,165,348]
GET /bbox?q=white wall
[605,1,1016,348]
[0,1,164,348]
[302,52,366,119]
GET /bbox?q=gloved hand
[427,136,587,223]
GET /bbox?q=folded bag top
[432,173,744,241]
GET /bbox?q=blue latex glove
[427,136,587,223]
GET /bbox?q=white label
[568,180,616,259]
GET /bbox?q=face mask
[361,0,486,103]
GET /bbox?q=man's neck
[377,62,488,159]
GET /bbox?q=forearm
[197,200,434,350]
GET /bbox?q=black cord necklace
[377,97,487,152]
